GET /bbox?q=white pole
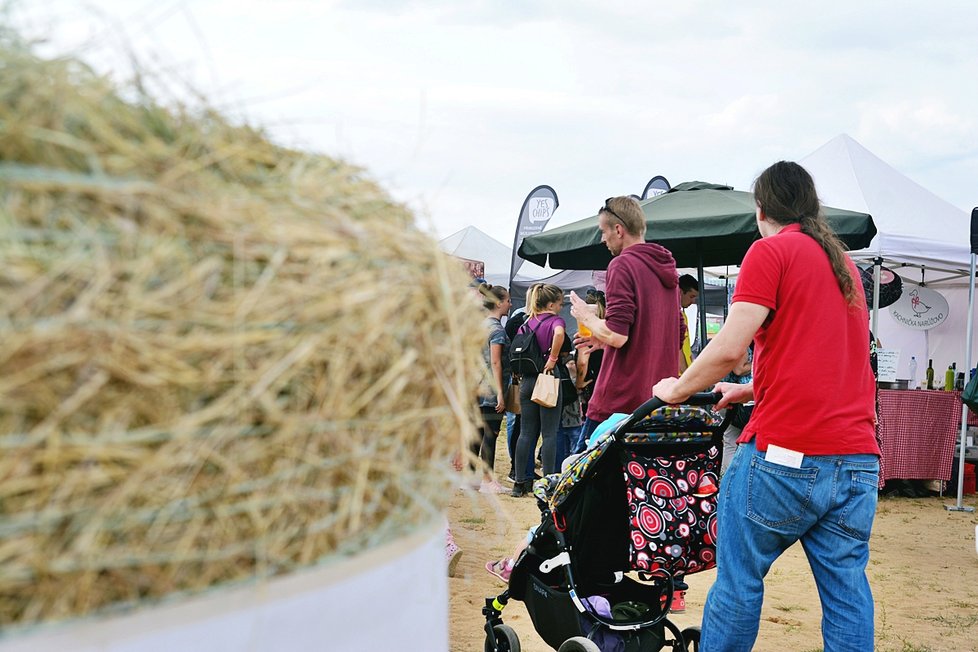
[871,258,882,336]
[947,251,976,513]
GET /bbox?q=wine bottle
[925,359,934,390]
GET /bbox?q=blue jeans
[576,417,601,453]
[555,424,581,470]
[701,441,879,652]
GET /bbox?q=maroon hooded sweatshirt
[587,242,680,422]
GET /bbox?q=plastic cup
[575,301,598,338]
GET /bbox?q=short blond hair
[601,196,646,238]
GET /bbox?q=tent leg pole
[946,252,976,513]
[697,251,707,352]
[871,257,882,337]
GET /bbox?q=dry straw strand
[0,32,485,628]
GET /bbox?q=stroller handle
[616,391,723,433]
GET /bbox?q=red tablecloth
[878,389,978,481]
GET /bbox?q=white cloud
[10,0,978,244]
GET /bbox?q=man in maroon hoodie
[571,195,680,441]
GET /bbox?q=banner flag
[641,175,671,200]
[971,207,977,255]
[510,185,558,284]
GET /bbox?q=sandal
[485,558,513,583]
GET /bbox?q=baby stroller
[483,393,729,652]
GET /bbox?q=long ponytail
[753,161,861,306]
[527,283,563,317]
[798,214,860,306]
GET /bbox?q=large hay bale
[0,35,483,628]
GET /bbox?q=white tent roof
[439,226,511,275]
[439,225,549,285]
[800,134,976,384]
[800,134,971,284]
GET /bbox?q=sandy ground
[448,461,978,652]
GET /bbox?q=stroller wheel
[557,637,601,652]
[679,626,701,651]
[484,624,521,652]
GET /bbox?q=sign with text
[876,349,900,382]
[510,185,558,283]
[642,175,671,200]
[888,286,949,330]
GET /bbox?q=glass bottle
[925,359,934,390]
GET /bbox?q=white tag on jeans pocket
[765,444,804,468]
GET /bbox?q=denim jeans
[576,417,601,454]
[515,375,561,482]
[701,441,879,652]
[555,424,581,471]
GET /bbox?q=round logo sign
[888,286,949,330]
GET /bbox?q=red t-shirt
[733,224,878,456]
[587,243,679,422]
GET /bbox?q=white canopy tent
[800,135,976,508]
[799,134,976,382]
[438,227,599,330]
[439,225,551,288]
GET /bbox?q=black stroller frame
[483,393,729,652]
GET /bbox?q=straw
[0,33,485,628]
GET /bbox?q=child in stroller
[482,393,728,652]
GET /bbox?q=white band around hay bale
[0,521,448,652]
[0,34,484,632]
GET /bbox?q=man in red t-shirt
[570,195,680,440]
[653,161,879,652]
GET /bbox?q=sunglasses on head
[600,197,625,225]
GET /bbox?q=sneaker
[480,480,507,494]
[485,558,513,583]
[446,540,462,578]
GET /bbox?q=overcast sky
[11,0,978,248]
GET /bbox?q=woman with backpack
[511,283,567,497]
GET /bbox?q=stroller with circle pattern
[483,393,729,652]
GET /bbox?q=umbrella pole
[946,250,976,513]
